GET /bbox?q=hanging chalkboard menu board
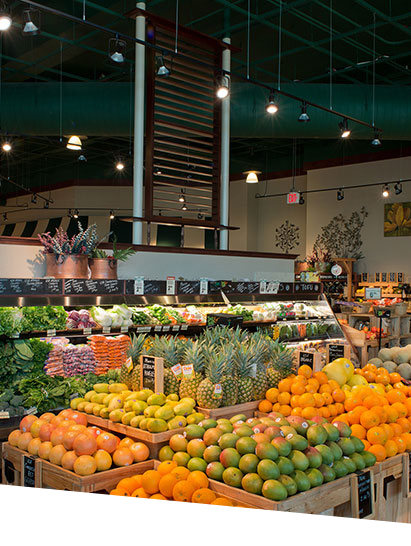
[64,279,123,295]
[0,278,63,295]
[177,281,200,295]
[140,355,164,393]
[355,470,374,519]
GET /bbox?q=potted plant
[38,222,98,279]
[89,235,135,279]
[305,248,332,273]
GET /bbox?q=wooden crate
[2,443,153,492]
[371,453,407,523]
[196,401,261,420]
[86,415,184,458]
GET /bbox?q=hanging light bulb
[2,141,11,152]
[116,160,125,171]
[339,118,351,138]
[371,130,381,146]
[44,201,49,209]
[178,190,185,203]
[0,4,12,31]
[298,102,310,122]
[395,182,402,195]
[182,203,188,211]
[109,36,126,64]
[3,212,7,221]
[337,188,344,201]
[73,209,79,219]
[216,75,230,99]
[243,170,261,184]
[109,210,115,220]
[265,91,278,115]
[382,184,389,198]
[156,54,170,77]
[22,9,39,35]
[67,136,82,150]
[31,194,37,204]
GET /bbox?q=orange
[301,406,318,420]
[362,439,371,450]
[328,380,340,391]
[278,392,291,405]
[351,424,366,440]
[313,393,325,408]
[278,378,292,392]
[131,487,150,498]
[294,375,308,386]
[389,372,402,385]
[157,460,178,476]
[313,371,328,385]
[272,402,281,413]
[187,471,209,490]
[117,477,140,495]
[258,400,273,413]
[332,389,345,403]
[291,407,302,416]
[367,426,387,445]
[159,473,178,498]
[211,498,234,506]
[384,439,398,457]
[322,392,333,405]
[191,487,217,504]
[381,423,394,440]
[266,388,279,403]
[290,395,301,408]
[291,382,305,395]
[389,423,403,437]
[368,444,386,462]
[391,402,407,419]
[319,406,330,419]
[319,384,332,395]
[387,389,406,404]
[394,436,406,453]
[305,383,318,394]
[110,488,129,496]
[375,374,389,386]
[363,395,383,409]
[141,470,161,495]
[335,402,346,416]
[385,406,399,423]
[405,398,411,416]
[397,417,411,433]
[298,365,313,379]
[347,411,361,425]
[130,475,142,489]
[401,432,411,450]
[360,409,380,429]
[299,393,315,408]
[172,479,196,502]
[372,406,387,424]
[327,404,338,418]
[171,466,190,481]
[364,364,378,373]
[394,383,409,396]
[307,378,320,391]
[150,494,167,500]
[279,404,292,417]
[363,371,376,383]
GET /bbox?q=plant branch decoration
[90,235,135,262]
[38,222,98,257]
[275,220,300,253]
[312,206,368,259]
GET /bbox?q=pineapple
[250,333,269,400]
[179,339,205,399]
[196,352,225,409]
[119,333,146,389]
[265,339,296,388]
[150,335,184,396]
[220,347,238,407]
[233,344,256,404]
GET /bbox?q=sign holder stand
[140,355,164,393]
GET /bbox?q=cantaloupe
[397,363,411,380]
[378,348,393,362]
[383,361,397,373]
[394,348,411,365]
[368,358,383,368]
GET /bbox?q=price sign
[23,455,38,488]
[83,328,92,336]
[154,326,162,332]
[140,355,164,392]
[134,277,144,295]
[172,325,180,332]
[46,329,56,338]
[326,343,350,364]
[162,325,170,332]
[286,191,300,204]
[297,350,322,372]
[354,470,374,519]
[137,326,151,333]
[120,326,129,333]
[266,281,279,294]
[374,307,391,319]
[200,279,208,295]
[259,280,267,294]
[181,324,188,331]
[166,276,176,295]
[366,287,382,300]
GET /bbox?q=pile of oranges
[353,363,408,389]
[258,365,348,421]
[110,461,235,506]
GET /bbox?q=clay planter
[45,253,90,279]
[88,258,118,279]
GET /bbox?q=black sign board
[408,452,411,494]
[23,455,36,487]
[0,278,63,295]
[177,281,200,295]
[327,343,347,363]
[294,282,321,293]
[140,355,163,393]
[235,282,260,294]
[42,279,62,294]
[374,307,391,319]
[64,279,123,295]
[206,313,244,328]
[356,470,373,519]
[144,281,166,295]
[299,351,315,369]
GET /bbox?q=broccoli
[0,389,13,403]
[10,395,24,408]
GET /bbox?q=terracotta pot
[295,262,309,274]
[88,258,118,279]
[45,254,90,279]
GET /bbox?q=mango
[92,404,104,416]
[77,401,87,412]
[99,407,110,419]
[108,383,129,393]
[135,389,154,401]
[138,417,149,430]
[166,393,179,402]
[123,400,136,412]
[179,397,196,407]
[155,405,175,421]
[121,411,136,425]
[132,400,147,414]
[174,402,194,417]
[147,418,168,433]
[186,412,205,425]
[84,391,95,402]
[108,398,124,412]
[103,393,118,405]
[168,416,187,430]
[147,393,166,406]
[130,415,145,428]
[93,383,109,394]
[84,402,97,414]
[91,393,107,404]
[144,405,161,418]
[70,397,84,410]
[125,392,140,401]
[109,409,125,422]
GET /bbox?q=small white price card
[83,327,92,335]
[102,327,111,334]
[134,277,144,295]
[200,279,208,295]
[166,276,176,295]
[266,281,279,294]
[46,329,56,337]
[260,280,267,294]
[172,325,180,332]
[162,325,170,332]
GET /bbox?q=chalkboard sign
[277,283,293,294]
[64,279,123,295]
[235,282,260,294]
[144,281,166,295]
[326,343,350,364]
[140,355,164,393]
[374,307,391,319]
[408,452,411,496]
[23,455,37,487]
[297,350,322,372]
[294,282,321,294]
[356,470,373,519]
[207,314,244,328]
[42,279,62,294]
[0,278,63,295]
[177,281,200,295]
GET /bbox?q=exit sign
[287,192,300,204]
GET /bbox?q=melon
[383,361,397,373]
[368,358,383,368]
[394,348,411,365]
[378,348,393,362]
[397,363,411,380]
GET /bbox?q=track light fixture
[44,201,49,209]
[2,141,11,152]
[216,75,230,99]
[382,184,389,198]
[337,188,344,201]
[109,36,126,64]
[156,54,170,77]
[22,9,40,35]
[265,91,278,115]
[197,212,203,220]
[0,3,12,31]
[182,203,188,211]
[31,194,37,204]
[371,130,382,146]
[395,182,402,195]
[178,191,185,203]
[78,154,87,162]
[299,193,305,205]
[154,167,162,175]
[73,209,79,219]
[116,160,125,171]
[243,170,261,184]
[298,101,310,122]
[67,136,82,150]
[339,118,351,138]
[109,210,115,220]
[68,209,72,218]
[3,212,7,221]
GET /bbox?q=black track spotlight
[197,212,203,220]
[3,212,7,221]
[109,210,115,220]
[182,203,188,211]
[44,201,49,209]
[339,118,351,138]
[371,130,382,146]
[266,91,278,115]
[299,193,305,205]
[216,75,230,99]
[178,191,185,203]
[0,3,12,31]
[73,209,79,219]
[337,188,344,201]
[22,9,40,35]
[156,54,170,77]
[395,182,403,195]
[298,101,310,122]
[31,194,37,204]
[382,184,389,198]
[109,36,126,64]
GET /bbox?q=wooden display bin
[86,415,184,458]
[372,454,407,523]
[197,401,261,420]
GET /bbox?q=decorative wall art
[275,220,300,253]
[384,202,411,237]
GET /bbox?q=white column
[133,2,146,244]
[219,38,231,250]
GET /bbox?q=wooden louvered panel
[154,109,213,130]
[154,172,212,185]
[155,120,213,138]
[156,83,213,108]
[154,154,213,170]
[155,97,213,121]
[155,91,213,114]
[154,145,212,163]
[154,133,213,153]
[153,164,212,179]
[153,187,212,200]
[153,179,213,191]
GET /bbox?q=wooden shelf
[359,282,400,287]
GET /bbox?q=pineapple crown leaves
[151,335,185,367]
[232,342,257,379]
[127,333,147,362]
[205,352,225,384]
[183,339,206,373]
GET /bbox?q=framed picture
[384,202,411,237]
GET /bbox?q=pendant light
[67,136,82,150]
[216,75,230,99]
[265,91,278,115]
[339,118,351,138]
[0,3,11,31]
[109,36,126,64]
[2,141,11,152]
[298,102,310,122]
[243,170,261,184]
[22,9,39,35]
